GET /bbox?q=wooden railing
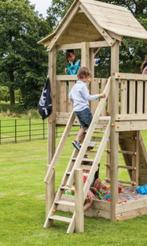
[115,73,147,115]
[56,75,108,124]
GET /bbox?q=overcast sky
[30,0,52,17]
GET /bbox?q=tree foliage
[0,0,51,107]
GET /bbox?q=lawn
[0,132,147,246]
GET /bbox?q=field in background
[0,132,147,246]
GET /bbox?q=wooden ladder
[44,77,111,233]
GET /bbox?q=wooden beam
[57,41,109,51]
[81,42,90,67]
[56,75,77,81]
[115,120,147,132]
[75,169,84,233]
[115,73,147,81]
[116,114,147,121]
[110,40,119,221]
[46,48,56,218]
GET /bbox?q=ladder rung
[106,178,136,186]
[72,158,93,163]
[81,165,92,171]
[49,215,71,223]
[106,149,135,155]
[55,200,75,208]
[60,186,70,190]
[106,164,136,171]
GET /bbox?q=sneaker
[72,141,81,151]
[87,141,95,149]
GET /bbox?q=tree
[0,0,51,107]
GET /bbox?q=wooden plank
[116,114,147,121]
[75,169,84,233]
[89,49,96,113]
[46,48,56,219]
[81,42,90,67]
[45,170,55,221]
[115,73,147,81]
[145,82,147,113]
[89,41,109,48]
[129,80,136,114]
[137,81,143,114]
[80,4,115,46]
[117,207,147,221]
[84,119,111,199]
[48,48,57,163]
[44,111,75,183]
[115,121,147,132]
[120,80,127,114]
[59,82,68,112]
[58,42,82,50]
[68,81,75,112]
[116,196,147,214]
[56,75,77,81]
[67,213,75,234]
[81,0,130,12]
[110,41,119,221]
[135,131,139,185]
[49,215,71,223]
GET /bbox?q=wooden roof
[39,0,147,48]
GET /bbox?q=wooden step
[81,165,92,171]
[72,157,93,163]
[49,215,71,223]
[55,200,75,208]
[60,186,70,190]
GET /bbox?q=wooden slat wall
[119,79,147,115]
[57,78,107,115]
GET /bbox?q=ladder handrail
[66,76,111,187]
[83,118,111,199]
[44,111,75,183]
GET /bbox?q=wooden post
[46,47,57,217]
[89,48,96,113]
[110,41,119,221]
[81,42,89,67]
[135,131,140,186]
[74,169,84,233]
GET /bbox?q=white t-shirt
[69,80,99,112]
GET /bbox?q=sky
[30,0,52,17]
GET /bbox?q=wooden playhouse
[39,0,147,233]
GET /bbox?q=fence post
[43,120,45,139]
[15,119,17,143]
[0,120,1,144]
[29,118,31,141]
[74,169,84,233]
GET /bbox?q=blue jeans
[75,108,92,129]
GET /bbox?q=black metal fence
[0,118,47,144]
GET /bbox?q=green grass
[0,132,147,246]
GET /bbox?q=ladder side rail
[67,77,111,187]
[44,149,77,228]
[44,111,75,182]
[83,120,111,199]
